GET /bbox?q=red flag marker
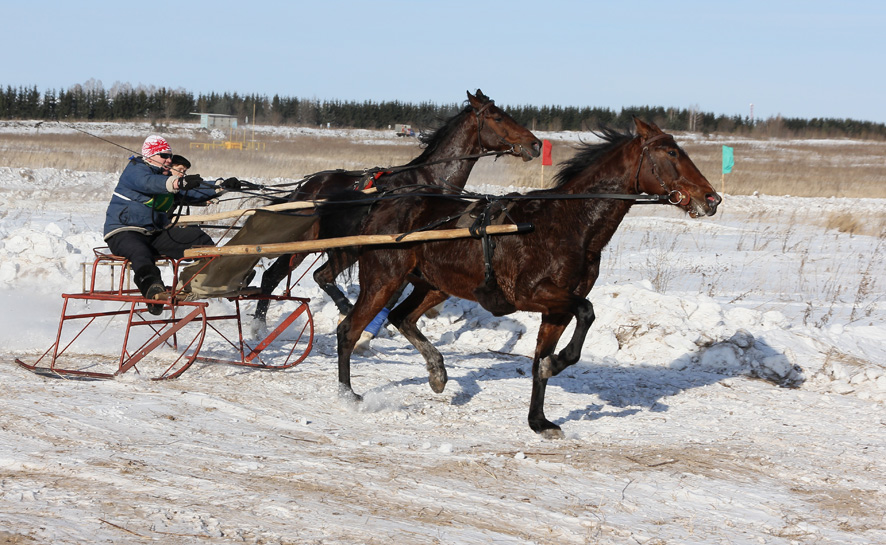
[542,139,553,166]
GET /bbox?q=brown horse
[319,118,721,438]
[253,89,541,321]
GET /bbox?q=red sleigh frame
[15,248,315,380]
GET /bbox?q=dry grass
[0,130,542,189]
[548,134,886,198]
[825,212,865,235]
[676,136,886,199]
[2,127,885,197]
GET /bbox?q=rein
[313,185,670,214]
[240,136,514,201]
[51,118,513,203]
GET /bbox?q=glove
[180,174,203,191]
[221,177,241,190]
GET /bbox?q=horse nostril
[706,193,721,206]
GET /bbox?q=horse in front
[320,117,721,438]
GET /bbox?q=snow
[2,124,886,544]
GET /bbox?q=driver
[102,135,240,313]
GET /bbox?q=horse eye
[667,150,677,157]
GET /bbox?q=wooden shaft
[183,224,530,258]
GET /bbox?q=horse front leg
[336,261,409,402]
[529,315,570,439]
[336,311,360,402]
[539,297,595,379]
[387,286,449,393]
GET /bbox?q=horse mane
[406,103,475,166]
[552,127,634,188]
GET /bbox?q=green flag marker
[722,145,734,174]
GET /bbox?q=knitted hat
[142,135,171,158]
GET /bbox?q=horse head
[633,117,721,218]
[468,89,541,162]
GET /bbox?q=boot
[144,282,168,315]
[133,265,167,315]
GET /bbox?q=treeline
[2,81,885,140]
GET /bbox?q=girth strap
[468,202,498,287]
[467,199,517,315]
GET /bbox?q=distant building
[190,113,238,130]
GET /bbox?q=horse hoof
[337,384,362,403]
[352,331,374,356]
[424,302,444,319]
[428,369,448,394]
[540,428,565,440]
[538,427,566,440]
[530,418,565,439]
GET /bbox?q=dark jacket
[103,157,218,239]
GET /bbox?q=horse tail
[316,189,376,277]
[316,189,374,237]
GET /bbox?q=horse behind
[254,89,541,322]
[319,117,721,439]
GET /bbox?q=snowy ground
[1,125,886,544]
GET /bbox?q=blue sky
[6,1,886,123]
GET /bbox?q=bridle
[473,100,520,157]
[633,133,691,206]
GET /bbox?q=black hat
[171,154,191,169]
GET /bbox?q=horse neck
[411,110,481,189]
[557,137,641,197]
[550,138,642,250]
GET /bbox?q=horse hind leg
[387,286,449,393]
[313,260,354,316]
[255,254,298,323]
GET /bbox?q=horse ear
[633,117,662,139]
[467,90,481,109]
[475,89,488,101]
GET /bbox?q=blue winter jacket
[103,157,218,239]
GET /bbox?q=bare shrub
[824,212,863,235]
